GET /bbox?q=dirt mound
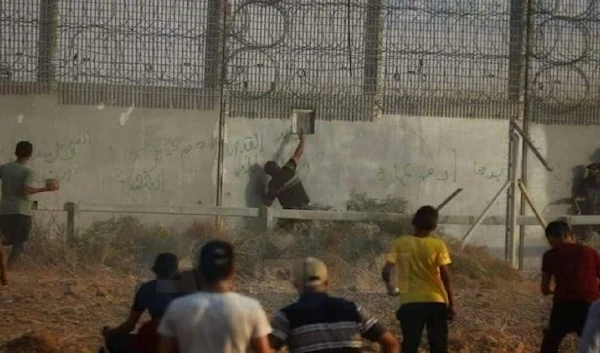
[0,331,93,353]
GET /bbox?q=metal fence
[1,0,599,123]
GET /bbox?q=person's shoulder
[328,296,359,311]
[167,291,204,310]
[542,247,553,255]
[429,235,447,245]
[542,247,555,258]
[229,292,265,309]
[581,244,600,257]
[283,158,297,169]
[392,235,411,245]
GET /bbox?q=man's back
[388,235,450,305]
[270,292,385,353]
[133,280,183,320]
[267,159,309,209]
[158,291,271,353]
[0,162,33,216]
[542,243,600,303]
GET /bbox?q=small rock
[66,284,86,297]
[96,287,109,297]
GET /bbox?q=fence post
[37,0,58,92]
[64,202,78,242]
[259,206,275,232]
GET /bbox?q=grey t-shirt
[0,162,35,216]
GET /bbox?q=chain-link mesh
[0,0,44,94]
[0,0,599,122]
[55,0,217,109]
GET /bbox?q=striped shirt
[269,292,386,353]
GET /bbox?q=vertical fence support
[64,202,78,243]
[259,206,275,232]
[37,0,58,92]
[505,130,521,268]
[364,0,385,120]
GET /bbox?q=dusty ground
[0,266,580,353]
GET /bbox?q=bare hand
[45,179,60,191]
[385,283,399,297]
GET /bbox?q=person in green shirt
[0,141,59,276]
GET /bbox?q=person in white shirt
[157,240,272,353]
[580,300,600,353]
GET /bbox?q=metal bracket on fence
[462,181,511,244]
[510,120,554,172]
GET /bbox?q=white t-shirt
[158,291,272,353]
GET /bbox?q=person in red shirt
[540,220,600,353]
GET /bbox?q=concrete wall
[222,115,511,252]
[3,93,600,267]
[0,95,218,209]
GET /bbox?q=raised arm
[291,134,306,164]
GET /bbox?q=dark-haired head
[264,161,280,177]
[151,253,179,280]
[15,141,33,160]
[197,240,234,284]
[412,205,439,233]
[545,220,575,246]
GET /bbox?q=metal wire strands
[0,0,599,123]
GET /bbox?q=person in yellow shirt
[381,205,455,353]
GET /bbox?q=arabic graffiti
[35,133,93,163]
[376,163,456,186]
[473,161,506,182]
[226,133,263,158]
[376,148,458,186]
[376,159,506,186]
[114,170,165,202]
[130,137,214,173]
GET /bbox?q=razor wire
[0,0,599,122]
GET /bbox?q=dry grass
[0,193,563,353]
[0,331,94,353]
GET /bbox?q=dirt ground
[0,266,580,353]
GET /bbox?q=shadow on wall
[240,130,298,230]
[243,163,266,229]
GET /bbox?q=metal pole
[511,121,553,172]
[505,130,521,267]
[437,188,463,211]
[462,180,511,244]
[518,180,547,228]
[215,0,229,208]
[518,0,535,270]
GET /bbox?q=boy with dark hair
[157,240,272,353]
[269,257,399,353]
[381,205,455,353]
[101,253,181,353]
[0,141,59,274]
[540,220,600,353]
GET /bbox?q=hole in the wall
[291,109,316,135]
